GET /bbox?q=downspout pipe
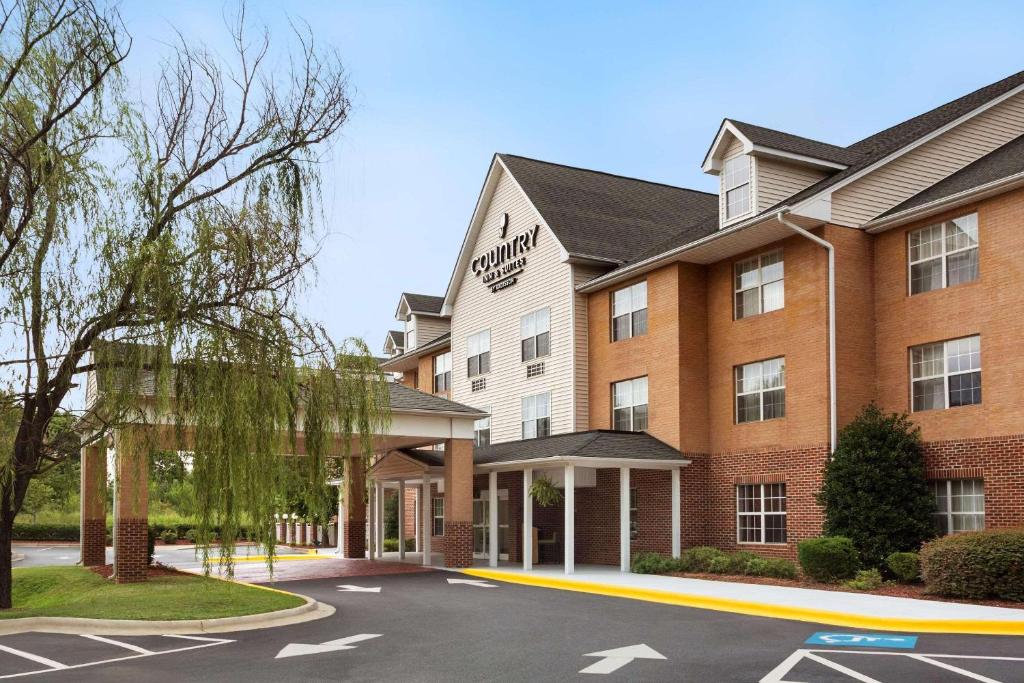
[776,211,837,454]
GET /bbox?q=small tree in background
[818,404,936,568]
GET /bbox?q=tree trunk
[0,515,13,609]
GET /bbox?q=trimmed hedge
[798,537,859,582]
[845,568,883,591]
[920,530,1024,601]
[12,523,80,541]
[885,551,920,584]
[631,550,798,580]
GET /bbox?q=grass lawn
[1,566,305,620]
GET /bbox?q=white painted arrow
[446,578,497,588]
[580,644,667,675]
[337,584,382,593]
[275,633,382,659]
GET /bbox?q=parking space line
[0,645,66,670]
[909,654,1001,683]
[804,652,882,683]
[80,635,152,655]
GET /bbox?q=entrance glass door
[473,491,509,559]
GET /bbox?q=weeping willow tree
[0,0,388,608]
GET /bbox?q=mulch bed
[666,571,1024,610]
[88,564,188,580]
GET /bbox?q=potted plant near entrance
[529,476,563,507]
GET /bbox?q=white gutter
[775,211,837,454]
[475,455,692,472]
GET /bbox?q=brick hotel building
[369,70,1024,571]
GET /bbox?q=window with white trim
[520,308,550,361]
[612,377,648,432]
[723,155,751,220]
[911,335,981,412]
[629,487,638,540]
[467,330,490,377]
[521,392,550,439]
[432,351,451,393]
[612,281,647,341]
[432,497,444,536]
[474,406,491,447]
[909,213,979,295]
[735,357,785,423]
[931,479,984,534]
[737,483,786,544]
[735,250,784,319]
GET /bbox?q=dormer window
[723,155,751,220]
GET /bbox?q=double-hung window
[474,407,491,447]
[520,308,550,361]
[612,281,647,341]
[910,335,981,411]
[432,351,451,394]
[931,479,985,534]
[612,377,648,432]
[432,497,444,536]
[735,250,784,319]
[629,488,638,540]
[467,330,490,377]
[521,392,550,439]
[737,483,787,544]
[723,155,751,220]
[735,357,785,423]
[909,213,979,295]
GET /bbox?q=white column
[671,468,681,559]
[564,464,575,574]
[375,480,384,559]
[414,486,421,553]
[523,468,533,571]
[619,467,630,572]
[488,470,498,568]
[367,483,375,559]
[421,476,432,566]
[285,515,293,544]
[336,484,344,555]
[398,480,406,560]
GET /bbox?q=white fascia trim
[748,144,848,171]
[792,82,1024,216]
[701,120,753,173]
[475,455,691,472]
[391,408,490,420]
[864,171,1024,233]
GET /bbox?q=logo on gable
[498,212,509,239]
[471,214,540,293]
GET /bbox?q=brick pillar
[80,443,107,566]
[342,455,367,558]
[443,438,474,568]
[114,427,149,584]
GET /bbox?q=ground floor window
[629,487,638,540]
[432,497,444,536]
[931,479,984,534]
[736,483,787,544]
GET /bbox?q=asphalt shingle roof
[379,332,451,370]
[387,330,405,347]
[402,293,445,315]
[728,120,860,166]
[498,154,720,265]
[473,430,685,465]
[387,382,483,415]
[397,448,446,467]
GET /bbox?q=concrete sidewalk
[461,565,1024,635]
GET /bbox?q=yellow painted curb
[461,569,1024,636]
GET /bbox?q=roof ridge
[498,153,717,196]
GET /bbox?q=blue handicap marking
[805,632,918,649]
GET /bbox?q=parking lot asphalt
[0,570,1022,682]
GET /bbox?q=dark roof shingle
[728,120,860,166]
[402,293,445,315]
[387,382,483,415]
[473,430,686,465]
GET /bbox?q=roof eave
[475,455,691,471]
[748,144,849,171]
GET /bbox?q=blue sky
[120,1,1024,352]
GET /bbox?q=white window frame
[629,487,638,541]
[520,308,551,362]
[433,351,451,394]
[734,249,784,319]
[611,281,647,341]
[467,330,491,377]
[432,497,444,537]
[474,406,491,447]
[612,377,648,432]
[908,213,979,295]
[910,335,981,412]
[521,392,551,439]
[735,357,786,424]
[931,479,985,534]
[736,483,787,544]
[722,155,751,220]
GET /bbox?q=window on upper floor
[735,250,784,319]
[521,392,550,439]
[612,281,647,341]
[931,479,984,535]
[737,483,787,544]
[406,329,416,350]
[612,377,648,432]
[910,335,981,412]
[735,357,785,424]
[723,155,751,220]
[432,351,451,394]
[520,308,550,362]
[474,407,491,447]
[467,330,491,377]
[909,213,978,295]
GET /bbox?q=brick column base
[444,521,473,568]
[114,518,149,584]
[342,520,366,558]
[81,518,106,566]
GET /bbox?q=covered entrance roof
[473,429,689,470]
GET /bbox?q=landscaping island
[3,566,304,621]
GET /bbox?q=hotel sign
[471,213,540,293]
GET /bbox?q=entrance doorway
[473,490,510,559]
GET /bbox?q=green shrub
[728,551,759,574]
[184,528,198,543]
[920,530,1024,601]
[631,552,673,574]
[160,529,179,544]
[845,568,883,591]
[682,546,728,573]
[886,551,921,583]
[745,557,799,579]
[707,556,731,574]
[11,523,80,541]
[382,538,399,552]
[798,537,859,582]
[146,529,156,566]
[818,405,936,567]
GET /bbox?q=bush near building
[920,530,1024,602]
[630,550,797,579]
[885,551,921,583]
[797,537,860,582]
[818,404,936,568]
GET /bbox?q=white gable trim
[748,144,848,171]
[701,120,752,173]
